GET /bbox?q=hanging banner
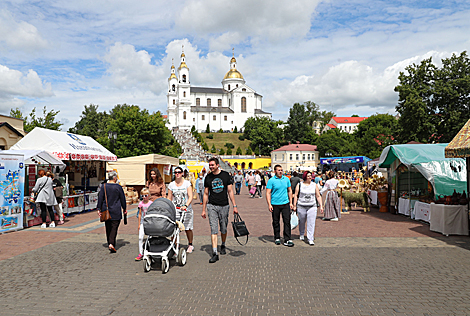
[163,164,171,175]
[0,153,25,233]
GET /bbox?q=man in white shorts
[201,157,238,263]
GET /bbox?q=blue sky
[0,0,469,129]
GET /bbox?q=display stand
[430,204,469,236]
[413,201,431,223]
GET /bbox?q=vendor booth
[320,156,371,173]
[11,127,116,215]
[379,143,468,235]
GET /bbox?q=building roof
[273,144,317,152]
[326,123,336,129]
[190,87,227,94]
[254,109,271,115]
[190,106,234,113]
[332,117,368,124]
[0,122,24,137]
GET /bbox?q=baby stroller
[142,198,187,274]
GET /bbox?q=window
[242,88,246,92]
[172,84,175,91]
[296,154,299,160]
[224,116,227,121]
[312,153,315,160]
[196,98,200,106]
[303,154,305,160]
[202,115,205,120]
[282,154,284,161]
[349,126,351,131]
[207,98,211,106]
[290,154,293,161]
[229,99,231,107]
[182,74,186,83]
[228,84,230,90]
[173,99,175,105]
[313,122,317,127]
[307,154,310,160]
[236,84,238,88]
[183,111,186,120]
[183,91,186,97]
[218,99,222,107]
[213,115,216,121]
[193,118,195,122]
[275,154,277,161]
[241,97,247,112]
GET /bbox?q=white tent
[1,149,66,171]
[11,127,116,161]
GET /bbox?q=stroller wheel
[162,258,169,274]
[143,258,151,273]
[178,248,187,266]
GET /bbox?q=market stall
[379,144,467,224]
[320,156,371,173]
[11,127,116,215]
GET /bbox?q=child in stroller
[142,198,187,274]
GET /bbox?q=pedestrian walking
[33,170,57,228]
[97,171,127,253]
[195,174,204,204]
[314,172,323,188]
[293,171,323,245]
[266,165,294,247]
[146,168,166,202]
[290,171,302,203]
[261,172,267,191]
[247,171,255,192]
[168,167,195,253]
[201,157,239,263]
[135,188,152,261]
[50,172,65,225]
[252,170,262,198]
[320,170,341,221]
[234,170,244,195]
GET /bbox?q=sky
[0,0,469,130]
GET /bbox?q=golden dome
[169,73,177,80]
[171,64,175,69]
[224,68,244,80]
[178,61,188,70]
[230,56,236,63]
[181,52,186,58]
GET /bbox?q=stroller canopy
[143,198,176,237]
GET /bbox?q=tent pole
[83,161,86,213]
[408,168,411,217]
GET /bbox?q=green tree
[245,147,253,155]
[11,106,63,133]
[395,57,437,143]
[219,148,225,155]
[354,114,398,159]
[68,104,109,139]
[225,142,234,149]
[316,129,357,157]
[319,110,335,130]
[236,147,242,155]
[226,147,232,155]
[218,128,223,133]
[351,114,359,117]
[100,104,177,158]
[304,101,321,127]
[206,133,213,139]
[206,124,210,133]
[284,103,313,143]
[243,117,284,155]
[202,141,209,151]
[191,125,196,134]
[233,126,238,133]
[211,144,216,153]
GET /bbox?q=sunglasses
[174,171,183,174]
[141,194,149,198]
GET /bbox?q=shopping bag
[290,212,299,229]
[231,213,249,245]
[249,187,256,195]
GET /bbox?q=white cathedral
[166,50,271,132]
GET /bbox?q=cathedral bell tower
[177,46,191,128]
[167,59,178,127]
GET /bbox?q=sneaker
[187,245,194,253]
[283,240,294,247]
[41,223,47,228]
[135,254,143,261]
[331,217,339,222]
[220,245,226,255]
[49,222,55,228]
[299,236,305,241]
[274,239,281,245]
[309,240,315,246]
[209,253,219,263]
[58,220,65,225]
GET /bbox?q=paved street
[1,186,470,315]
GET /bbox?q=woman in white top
[33,169,58,228]
[252,170,262,198]
[320,170,341,221]
[293,171,323,245]
[167,167,195,253]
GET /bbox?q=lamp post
[108,130,117,154]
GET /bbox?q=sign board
[321,156,368,165]
[0,154,25,233]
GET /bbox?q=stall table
[63,192,98,214]
[430,204,469,236]
[398,198,410,216]
[413,201,431,223]
[368,190,378,205]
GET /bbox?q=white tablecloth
[398,198,410,216]
[368,190,378,205]
[430,204,469,236]
[414,201,431,223]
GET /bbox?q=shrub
[206,124,210,133]
[224,142,234,149]
[211,144,216,153]
[233,126,238,133]
[236,147,242,155]
[238,135,245,141]
[218,128,223,133]
[219,148,225,155]
[226,148,232,155]
[245,147,253,155]
[206,133,214,139]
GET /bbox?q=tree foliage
[68,104,108,139]
[316,129,357,157]
[236,147,242,155]
[11,106,63,133]
[243,116,284,155]
[354,114,398,159]
[284,103,312,144]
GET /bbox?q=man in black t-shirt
[202,157,239,263]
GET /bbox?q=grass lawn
[201,132,252,154]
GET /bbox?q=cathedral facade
[166,51,271,132]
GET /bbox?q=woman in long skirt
[320,170,341,221]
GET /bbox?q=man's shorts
[206,204,230,235]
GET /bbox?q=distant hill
[201,132,252,154]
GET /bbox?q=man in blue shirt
[266,165,294,247]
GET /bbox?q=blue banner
[0,154,25,233]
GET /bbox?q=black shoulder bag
[232,213,249,245]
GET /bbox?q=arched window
[224,116,227,121]
[218,99,222,107]
[213,115,216,121]
[202,115,205,120]
[241,162,246,169]
[173,99,175,105]
[172,84,175,91]
[242,88,246,92]
[182,74,186,83]
[183,91,186,97]
[183,111,186,120]
[249,162,253,169]
[241,97,247,112]
[196,98,200,106]
[236,84,238,88]
[228,84,230,90]
[207,98,211,106]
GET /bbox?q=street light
[108,130,117,153]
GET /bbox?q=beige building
[271,143,320,172]
[312,120,322,135]
[0,115,25,150]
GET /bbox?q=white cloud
[0,10,48,52]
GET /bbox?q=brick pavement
[1,185,470,315]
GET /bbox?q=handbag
[231,213,249,245]
[290,211,299,229]
[100,184,112,222]
[31,178,48,202]
[249,187,256,195]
